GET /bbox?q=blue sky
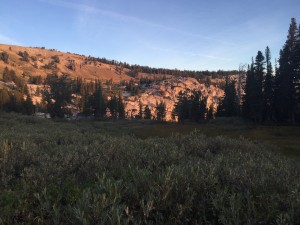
[0,0,299,70]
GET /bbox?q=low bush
[0,113,299,224]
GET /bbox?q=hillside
[0,44,240,121]
[0,44,132,82]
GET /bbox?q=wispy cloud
[150,46,233,61]
[39,0,166,28]
[0,34,21,45]
[39,0,236,47]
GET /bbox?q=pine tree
[243,62,256,120]
[294,24,300,122]
[22,94,35,115]
[137,102,143,119]
[0,88,10,110]
[207,104,214,120]
[156,101,166,122]
[107,95,118,119]
[263,46,274,122]
[253,51,265,122]
[199,95,207,121]
[118,95,125,119]
[144,105,152,119]
[91,82,106,119]
[217,76,239,117]
[172,91,189,123]
[276,18,299,122]
[190,91,201,122]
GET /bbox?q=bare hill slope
[0,44,132,82]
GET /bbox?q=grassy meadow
[0,112,300,224]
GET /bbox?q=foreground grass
[0,113,300,224]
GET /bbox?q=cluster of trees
[0,88,34,115]
[243,18,300,123]
[125,79,141,95]
[79,80,125,120]
[217,18,300,124]
[172,90,213,123]
[2,67,28,93]
[42,74,126,119]
[133,101,166,121]
[0,67,34,115]
[43,74,74,118]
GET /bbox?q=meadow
[0,112,300,224]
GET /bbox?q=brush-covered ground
[0,112,300,224]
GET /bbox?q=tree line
[84,56,237,79]
[41,74,126,119]
[218,18,300,124]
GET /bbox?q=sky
[0,0,299,71]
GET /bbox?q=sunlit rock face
[123,77,225,121]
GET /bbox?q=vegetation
[1,17,300,225]
[143,105,152,119]
[18,51,30,62]
[243,18,300,124]
[84,55,237,79]
[0,112,299,224]
[172,90,207,122]
[155,101,166,121]
[43,74,73,118]
[217,76,239,117]
[0,51,9,64]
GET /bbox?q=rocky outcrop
[123,77,224,121]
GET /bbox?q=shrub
[0,114,299,224]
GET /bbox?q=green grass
[0,112,300,224]
[128,118,300,159]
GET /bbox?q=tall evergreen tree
[294,24,300,122]
[275,18,299,122]
[253,51,265,122]
[263,46,274,122]
[156,101,166,121]
[217,76,239,117]
[143,105,152,119]
[243,61,255,120]
[0,88,10,110]
[118,95,125,119]
[172,91,189,123]
[199,95,207,121]
[243,51,266,122]
[207,104,214,120]
[22,94,35,115]
[107,95,118,119]
[91,82,106,119]
[137,102,143,119]
[190,91,202,122]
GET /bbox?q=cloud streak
[39,0,236,47]
[150,46,233,61]
[0,34,21,45]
